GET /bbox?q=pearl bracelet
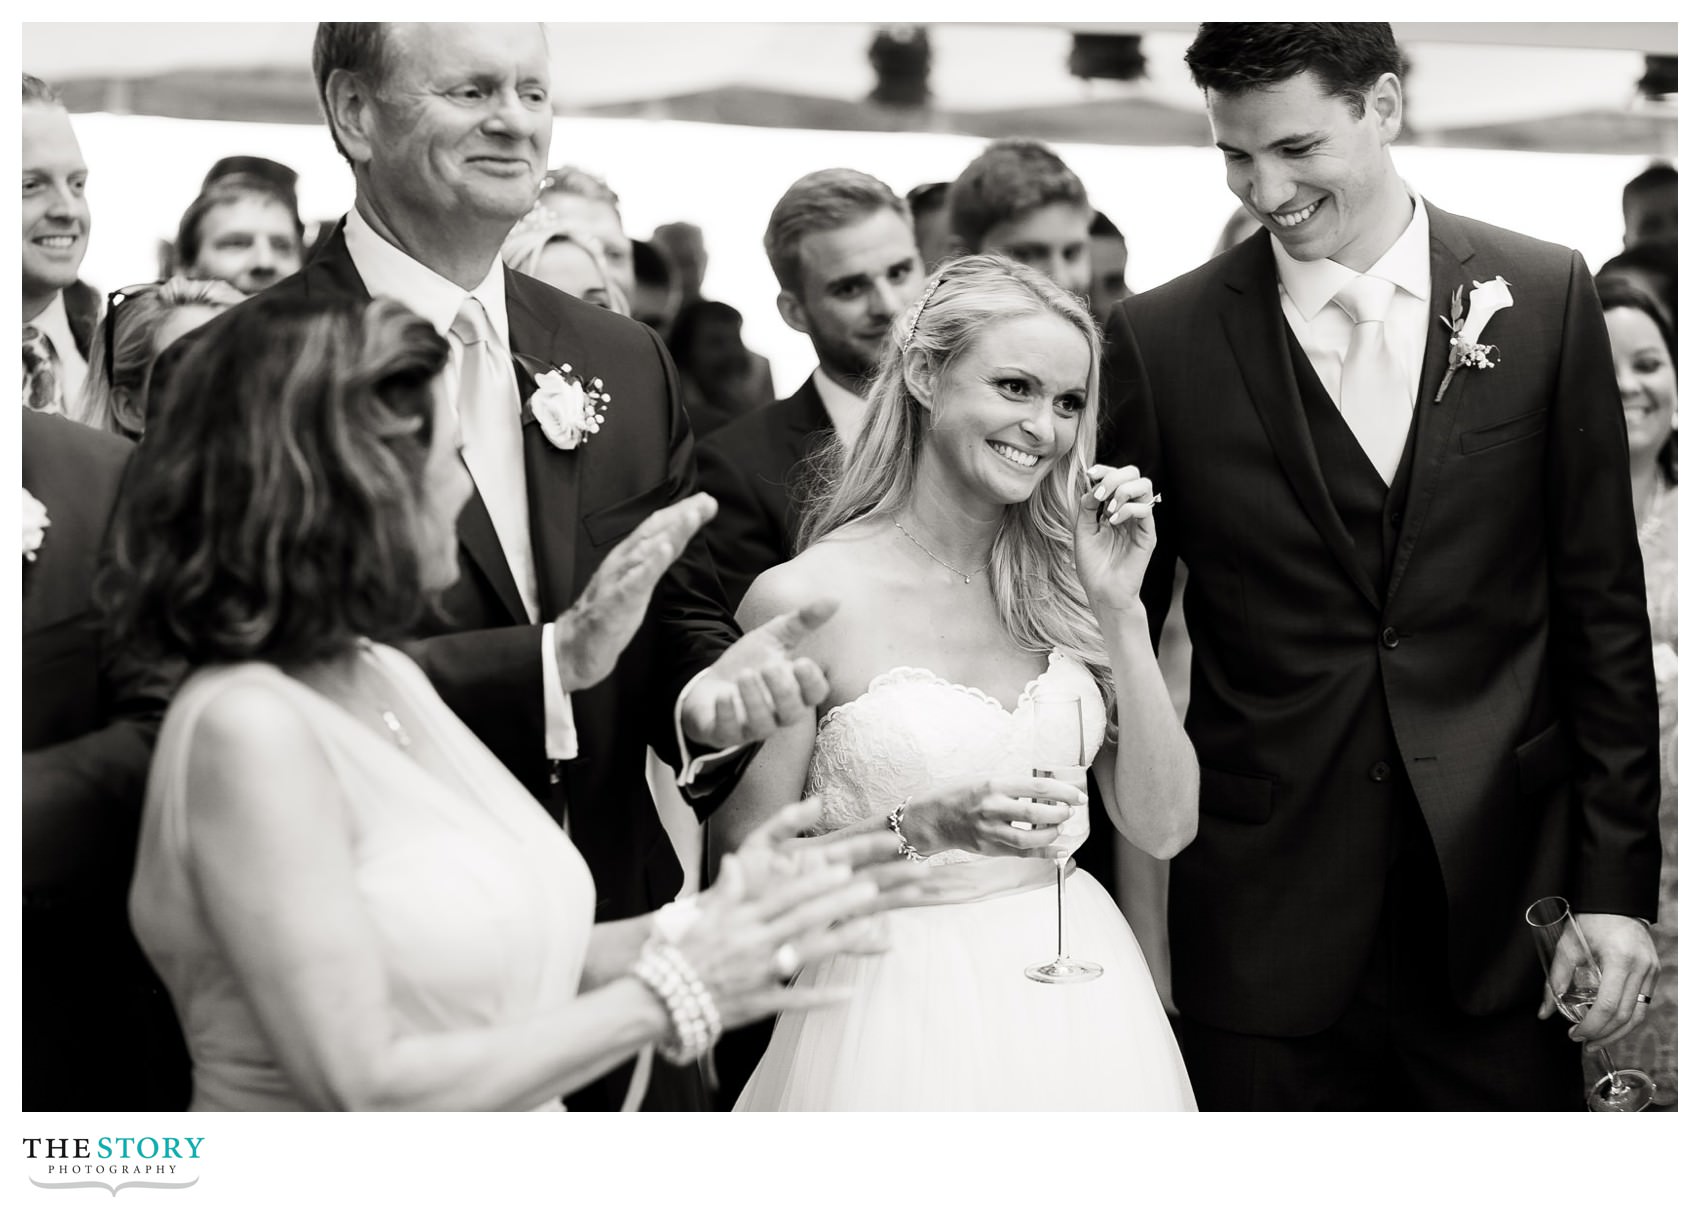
[888,797,926,862]
[632,938,721,1065]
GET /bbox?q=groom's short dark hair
[1185,23,1403,119]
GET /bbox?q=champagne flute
[1025,692,1102,984]
[1525,895,1655,1112]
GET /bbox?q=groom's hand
[681,599,837,749]
[553,493,716,692]
[1568,912,1660,1048]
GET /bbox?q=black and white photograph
[11,9,1685,1207]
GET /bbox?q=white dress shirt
[343,207,579,763]
[811,366,869,448]
[30,290,90,407]
[1273,187,1432,414]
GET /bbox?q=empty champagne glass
[1525,895,1655,1112]
[1025,692,1101,984]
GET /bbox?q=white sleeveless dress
[734,650,1195,1111]
[129,644,595,1111]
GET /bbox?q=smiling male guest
[948,138,1093,297]
[1103,22,1660,1110]
[175,22,837,1112]
[696,169,922,612]
[22,74,94,414]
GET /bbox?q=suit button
[1370,761,1393,783]
[1380,626,1400,649]
[1389,510,1403,527]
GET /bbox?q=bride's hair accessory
[887,797,927,862]
[632,938,722,1065]
[898,274,947,353]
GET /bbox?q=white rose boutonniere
[529,362,611,451]
[23,487,50,562]
[1434,275,1513,403]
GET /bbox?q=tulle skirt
[734,868,1196,1111]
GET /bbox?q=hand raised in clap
[553,493,716,692]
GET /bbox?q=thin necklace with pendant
[355,639,413,749]
[892,518,989,585]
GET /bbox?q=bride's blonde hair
[800,253,1115,728]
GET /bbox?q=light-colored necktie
[450,298,539,622]
[22,325,63,414]
[1332,274,1411,485]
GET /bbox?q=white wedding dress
[735,650,1196,1111]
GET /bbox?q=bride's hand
[904,776,1084,859]
[1074,463,1158,616]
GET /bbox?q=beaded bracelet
[888,797,927,862]
[631,938,722,1065]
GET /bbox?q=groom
[1103,23,1660,1110]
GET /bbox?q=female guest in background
[713,256,1197,1110]
[1598,276,1678,1108]
[107,294,914,1112]
[501,206,628,315]
[71,276,242,441]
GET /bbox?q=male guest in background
[1087,209,1132,330]
[24,408,188,1110]
[1621,162,1676,252]
[948,137,1093,297]
[694,169,921,1103]
[905,180,956,272]
[185,22,836,1111]
[1104,22,1660,1110]
[174,172,305,295]
[696,168,922,611]
[22,74,95,414]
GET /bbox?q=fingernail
[1094,485,1109,500]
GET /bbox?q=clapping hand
[553,493,717,692]
[1554,913,1660,1048]
[680,599,837,750]
[733,798,938,919]
[676,801,932,1027]
[1073,464,1159,615]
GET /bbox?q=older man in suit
[24,410,188,1109]
[696,169,922,611]
[179,22,834,1112]
[1103,22,1660,1110]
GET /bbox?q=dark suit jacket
[23,409,186,1110]
[1103,203,1660,1036]
[199,226,745,928]
[63,279,100,363]
[695,375,834,610]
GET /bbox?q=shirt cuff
[540,622,579,761]
[673,666,745,789]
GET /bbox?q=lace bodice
[806,649,1107,866]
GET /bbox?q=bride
[712,254,1198,1111]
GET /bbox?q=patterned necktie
[22,325,63,415]
[450,298,539,622]
[1332,274,1411,486]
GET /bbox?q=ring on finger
[1636,992,1653,1005]
[771,942,802,980]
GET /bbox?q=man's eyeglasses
[103,282,161,388]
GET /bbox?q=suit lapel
[1220,239,1381,610]
[312,227,531,624]
[507,269,584,619]
[1384,203,1477,606]
[783,377,833,461]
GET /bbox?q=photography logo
[23,1136,203,1196]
